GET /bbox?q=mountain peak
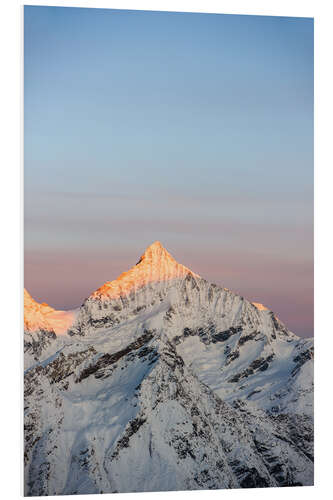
[92,242,199,301]
[145,240,164,251]
[24,288,55,332]
[24,288,76,335]
[137,241,176,265]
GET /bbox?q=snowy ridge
[24,288,56,333]
[252,302,269,311]
[24,242,314,495]
[24,288,78,368]
[24,288,77,335]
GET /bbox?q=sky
[24,6,313,337]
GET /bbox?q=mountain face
[24,242,314,495]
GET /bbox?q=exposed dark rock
[76,330,155,382]
[228,354,274,383]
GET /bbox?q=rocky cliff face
[24,242,314,495]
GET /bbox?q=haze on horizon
[24,7,313,337]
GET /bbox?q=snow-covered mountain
[24,242,314,495]
[24,288,77,368]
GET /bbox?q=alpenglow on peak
[91,241,200,301]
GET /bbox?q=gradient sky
[24,6,313,337]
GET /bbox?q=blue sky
[24,6,313,336]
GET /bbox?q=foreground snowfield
[24,242,314,495]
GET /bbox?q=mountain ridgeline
[24,242,314,495]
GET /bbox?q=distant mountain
[24,242,313,495]
[23,288,77,367]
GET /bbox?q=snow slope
[24,242,314,495]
